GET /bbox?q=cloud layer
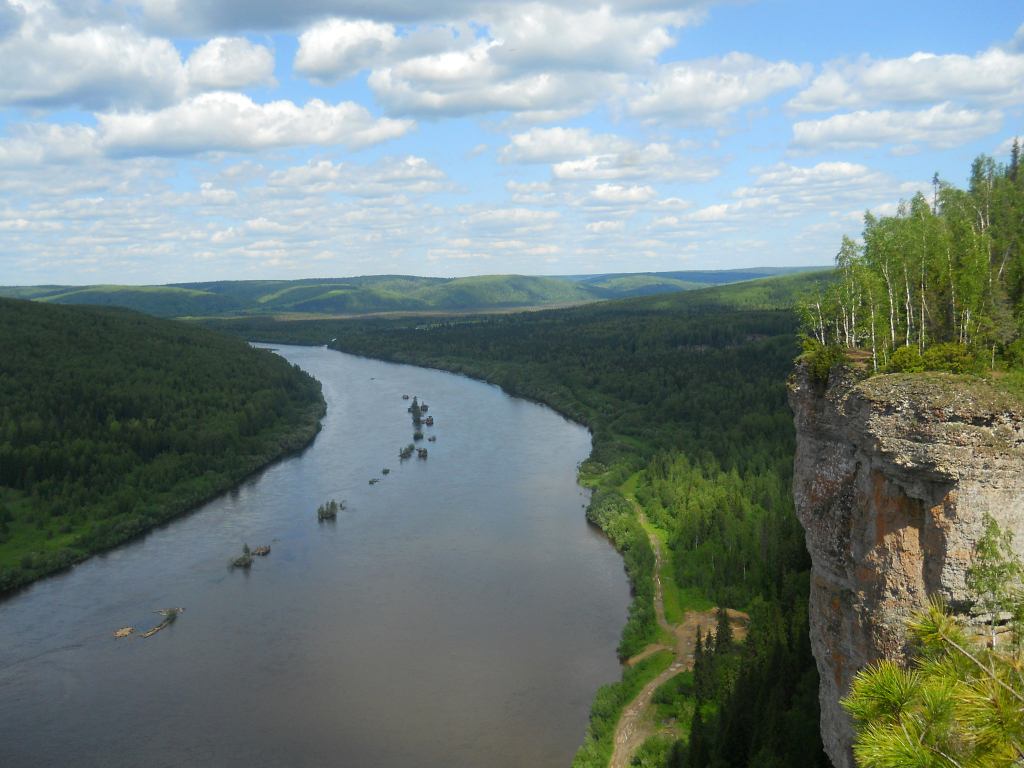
[0,1,1020,282]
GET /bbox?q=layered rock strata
[788,363,1024,768]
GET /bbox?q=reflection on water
[0,345,630,768]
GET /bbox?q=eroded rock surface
[788,363,1024,768]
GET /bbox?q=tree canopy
[0,298,324,593]
[799,147,1024,373]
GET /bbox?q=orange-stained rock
[789,362,1024,768]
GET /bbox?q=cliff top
[795,362,1024,472]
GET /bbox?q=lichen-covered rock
[788,363,1024,768]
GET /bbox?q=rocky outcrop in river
[788,363,1024,768]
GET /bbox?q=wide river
[0,345,631,768]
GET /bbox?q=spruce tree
[688,705,707,768]
[715,606,733,654]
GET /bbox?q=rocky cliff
[788,362,1024,768]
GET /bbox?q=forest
[0,298,325,594]
[799,146,1024,373]
[209,272,828,768]
[0,268,823,319]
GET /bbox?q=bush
[803,344,847,386]
[886,345,925,373]
[1004,338,1024,369]
[888,343,974,374]
[921,342,974,373]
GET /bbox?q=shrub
[803,344,847,386]
[886,345,925,373]
[1004,338,1024,370]
[921,342,974,373]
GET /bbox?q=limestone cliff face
[788,363,1024,768]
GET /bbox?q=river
[0,344,631,768]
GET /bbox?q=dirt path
[608,502,746,768]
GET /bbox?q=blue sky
[0,0,1021,285]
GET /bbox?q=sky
[0,1,1022,285]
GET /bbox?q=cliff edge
[788,362,1024,768]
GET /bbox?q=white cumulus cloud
[625,52,811,126]
[185,37,277,91]
[551,143,720,183]
[498,127,634,163]
[96,92,415,156]
[294,19,397,84]
[588,183,657,204]
[0,19,186,110]
[788,49,1024,113]
[790,103,1002,152]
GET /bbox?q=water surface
[0,345,630,767]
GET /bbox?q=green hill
[0,298,325,594]
[0,268,830,320]
[41,285,249,316]
[200,270,836,348]
[621,269,835,313]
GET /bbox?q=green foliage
[798,151,1024,370]
[715,607,733,654]
[571,651,675,768]
[886,345,926,373]
[921,342,976,373]
[634,735,677,767]
[966,514,1023,647]
[317,500,342,520]
[587,490,658,659]
[0,298,325,593]
[233,543,253,568]
[845,519,1024,768]
[638,453,808,612]
[844,598,1024,768]
[803,344,848,385]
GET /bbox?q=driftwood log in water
[113,627,134,639]
[142,608,184,638]
[252,545,271,556]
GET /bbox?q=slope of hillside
[0,298,325,594]
[198,270,833,348]
[0,268,831,319]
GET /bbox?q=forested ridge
[0,268,823,319]
[208,274,828,768]
[0,298,325,594]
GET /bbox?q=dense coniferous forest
[800,148,1024,373]
[207,274,829,768]
[0,298,325,594]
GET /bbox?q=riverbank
[0,399,325,597]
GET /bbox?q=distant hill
[561,267,827,298]
[0,267,830,319]
[201,270,837,349]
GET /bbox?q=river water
[0,345,630,768]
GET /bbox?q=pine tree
[715,606,733,654]
[694,628,707,703]
[688,704,707,768]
